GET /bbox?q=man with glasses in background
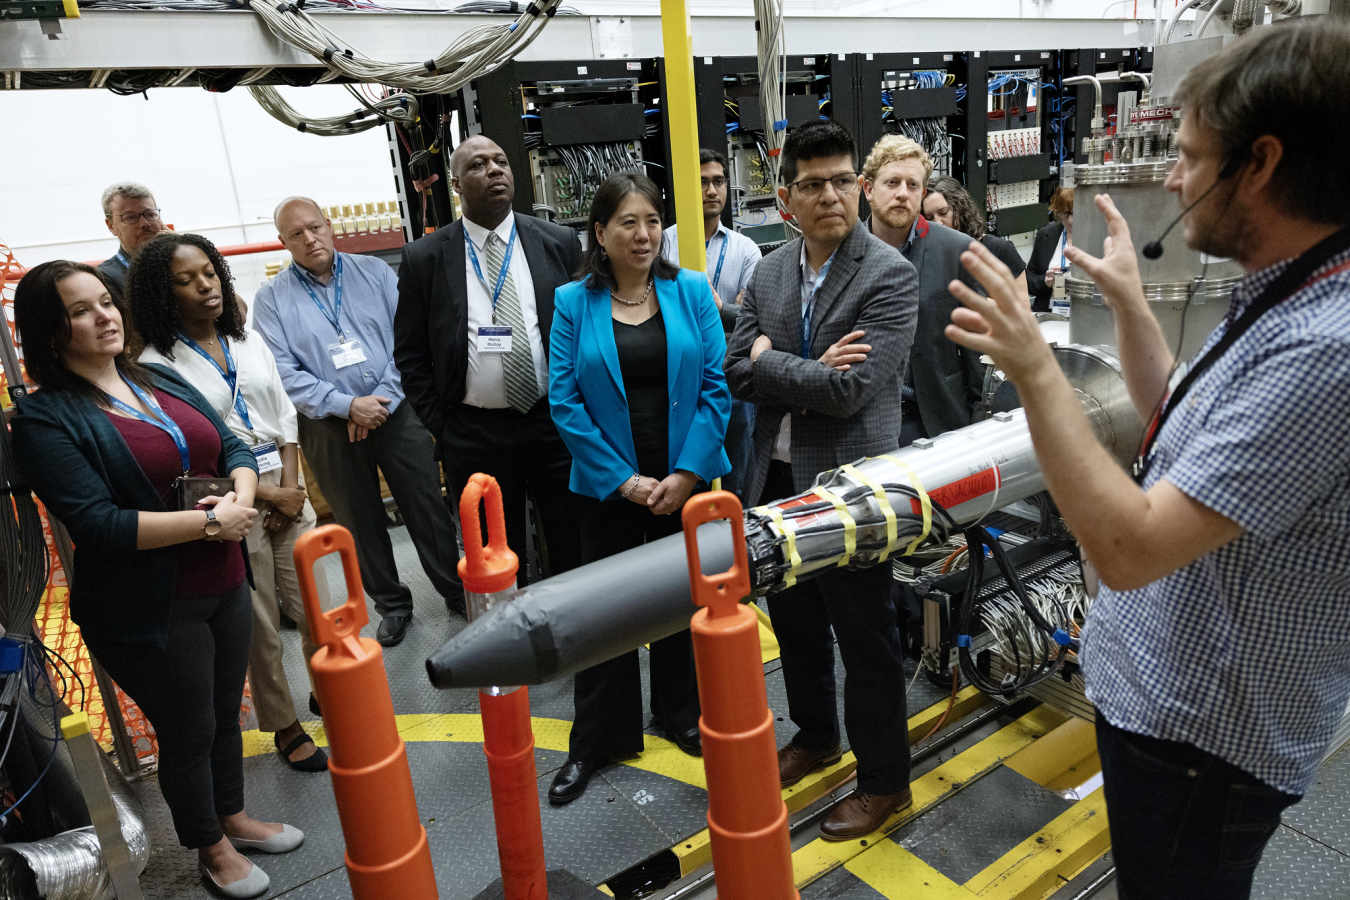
[661,148,762,498]
[98,181,166,292]
[725,121,919,841]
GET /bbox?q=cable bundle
[751,0,798,238]
[246,0,562,94]
[247,83,418,135]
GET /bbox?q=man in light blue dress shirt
[254,197,462,647]
[660,148,762,498]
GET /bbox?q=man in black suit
[394,135,584,585]
[861,136,984,444]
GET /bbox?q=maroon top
[105,389,246,600]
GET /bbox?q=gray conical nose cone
[427,521,737,690]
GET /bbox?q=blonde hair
[862,135,933,185]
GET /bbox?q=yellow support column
[660,0,706,275]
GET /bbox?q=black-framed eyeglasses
[786,173,859,200]
[115,209,162,226]
[701,177,728,190]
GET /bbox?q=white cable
[247,84,419,136]
[1195,1,1226,36]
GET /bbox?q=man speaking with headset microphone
[941,20,1350,900]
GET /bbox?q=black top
[614,310,669,477]
[981,234,1026,278]
[1026,221,1067,312]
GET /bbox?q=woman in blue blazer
[548,173,731,804]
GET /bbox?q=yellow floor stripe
[791,707,1066,890]
[963,788,1110,900]
[844,838,973,899]
[1003,717,1099,794]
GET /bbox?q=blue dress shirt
[252,252,405,420]
[660,222,761,302]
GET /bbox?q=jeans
[1095,711,1299,900]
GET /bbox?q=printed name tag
[251,440,283,473]
[329,340,367,369]
[1051,298,1072,318]
[477,325,513,353]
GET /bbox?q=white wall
[0,85,396,305]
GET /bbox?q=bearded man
[861,136,984,443]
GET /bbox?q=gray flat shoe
[229,823,305,854]
[199,860,270,898]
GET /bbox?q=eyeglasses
[786,173,859,200]
[701,177,728,190]
[114,209,162,226]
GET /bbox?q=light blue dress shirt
[252,252,405,421]
[660,221,761,302]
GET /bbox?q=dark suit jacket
[97,254,128,293]
[725,220,919,501]
[1026,221,1066,312]
[883,217,986,438]
[393,213,583,438]
[10,365,257,647]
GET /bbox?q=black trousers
[440,397,583,585]
[761,460,911,796]
[85,582,252,849]
[567,493,700,762]
[1095,712,1299,900]
[298,402,462,617]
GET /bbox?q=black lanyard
[1135,224,1350,483]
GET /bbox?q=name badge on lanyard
[251,440,283,474]
[329,340,367,369]
[178,332,254,431]
[477,325,512,353]
[295,254,364,368]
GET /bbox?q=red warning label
[911,467,999,514]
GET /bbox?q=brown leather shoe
[778,740,843,788]
[819,787,913,842]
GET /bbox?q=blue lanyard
[708,232,729,293]
[115,249,131,269]
[179,332,253,431]
[464,221,518,320]
[107,374,192,474]
[800,256,835,359]
[293,254,346,341]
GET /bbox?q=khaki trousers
[246,467,330,733]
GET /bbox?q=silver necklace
[611,279,653,307]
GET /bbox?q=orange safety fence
[1,239,255,766]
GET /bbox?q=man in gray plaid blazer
[725,121,919,841]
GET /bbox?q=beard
[1186,191,1250,260]
[874,202,917,236]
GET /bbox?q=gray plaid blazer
[724,220,919,503]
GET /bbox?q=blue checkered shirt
[1082,247,1350,795]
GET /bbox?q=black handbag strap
[1135,224,1350,481]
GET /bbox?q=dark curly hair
[925,176,986,240]
[126,232,247,358]
[13,260,155,402]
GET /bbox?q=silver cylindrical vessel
[1065,276,1238,361]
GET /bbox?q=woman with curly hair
[127,232,330,779]
[10,260,293,898]
[923,175,1029,303]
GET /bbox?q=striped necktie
[485,231,540,414]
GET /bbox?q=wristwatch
[203,509,223,539]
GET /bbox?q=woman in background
[923,176,1029,303]
[548,172,731,805]
[1025,187,1074,312]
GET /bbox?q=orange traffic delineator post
[459,474,548,900]
[294,525,438,900]
[681,491,797,900]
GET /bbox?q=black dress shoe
[308,693,321,718]
[548,758,602,806]
[657,720,702,757]
[376,614,412,647]
[444,592,467,617]
[278,610,297,630]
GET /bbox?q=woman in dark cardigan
[10,261,302,899]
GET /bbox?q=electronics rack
[694,54,847,252]
[461,58,671,229]
[854,51,968,182]
[965,49,1069,240]
[1065,46,1156,166]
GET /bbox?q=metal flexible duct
[0,738,149,900]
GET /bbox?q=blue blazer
[550,269,732,501]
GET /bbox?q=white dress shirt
[462,214,548,409]
[140,327,299,448]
